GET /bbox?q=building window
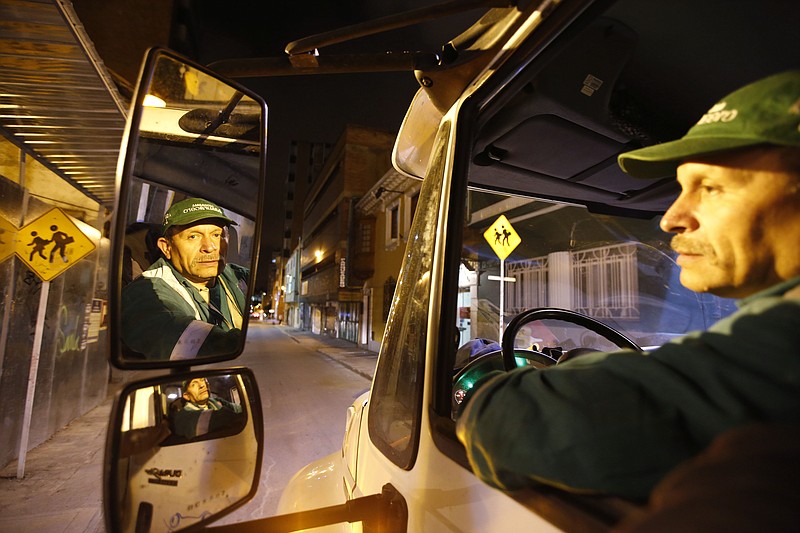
[386,203,400,247]
[360,220,373,254]
[391,206,399,238]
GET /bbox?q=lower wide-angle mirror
[104,368,263,533]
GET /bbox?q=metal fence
[505,243,639,319]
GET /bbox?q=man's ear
[182,392,190,401]
[156,237,171,259]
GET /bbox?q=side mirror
[110,47,267,368]
[103,368,263,533]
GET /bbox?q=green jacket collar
[739,275,800,307]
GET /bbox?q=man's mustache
[195,255,221,262]
[670,235,714,256]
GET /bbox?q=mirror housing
[110,48,267,369]
[103,367,263,533]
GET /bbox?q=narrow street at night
[0,322,376,532]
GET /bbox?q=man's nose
[659,194,698,234]
[200,236,218,251]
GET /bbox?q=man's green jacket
[171,397,244,439]
[122,257,248,360]
[457,277,800,500]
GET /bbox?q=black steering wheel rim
[501,308,643,371]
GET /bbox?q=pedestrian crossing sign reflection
[484,214,521,260]
[14,208,96,281]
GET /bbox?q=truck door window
[368,122,450,469]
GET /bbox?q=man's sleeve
[171,410,201,439]
[457,297,800,500]
[457,350,699,500]
[220,399,243,414]
[172,405,245,439]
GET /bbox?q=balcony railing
[505,243,639,319]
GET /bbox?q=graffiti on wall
[57,304,82,355]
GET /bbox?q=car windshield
[455,188,737,358]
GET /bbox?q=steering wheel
[452,347,558,414]
[452,308,643,415]
[502,307,642,371]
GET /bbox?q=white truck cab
[104,0,799,531]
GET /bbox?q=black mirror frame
[109,47,267,370]
[103,366,264,533]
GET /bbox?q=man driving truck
[121,197,248,360]
[457,71,800,501]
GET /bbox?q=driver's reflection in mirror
[170,378,244,439]
[122,198,248,360]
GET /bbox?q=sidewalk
[0,398,110,533]
[278,325,379,381]
[0,327,377,533]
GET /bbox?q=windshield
[455,188,737,356]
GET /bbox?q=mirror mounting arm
[208,52,440,78]
[208,0,520,79]
[206,484,408,533]
[285,0,518,55]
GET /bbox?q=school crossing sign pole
[10,207,96,478]
[483,214,521,339]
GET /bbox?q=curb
[279,326,378,380]
[317,349,377,381]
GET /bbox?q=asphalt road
[212,322,374,525]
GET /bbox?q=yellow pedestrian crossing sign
[0,216,15,263]
[14,208,97,281]
[484,214,521,260]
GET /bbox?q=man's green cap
[182,378,207,390]
[619,70,800,179]
[163,198,236,234]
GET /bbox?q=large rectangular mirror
[111,48,266,368]
[103,368,263,533]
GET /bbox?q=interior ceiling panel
[0,0,127,208]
